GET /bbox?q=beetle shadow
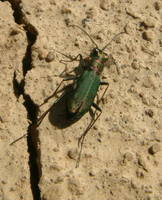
[48,84,80,129]
[46,58,86,129]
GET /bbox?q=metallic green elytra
[67,48,109,121]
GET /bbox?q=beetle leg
[108,54,121,75]
[98,83,109,104]
[92,103,102,112]
[76,103,103,167]
[88,106,99,122]
[59,53,85,78]
[76,110,102,167]
[76,82,110,167]
[59,63,81,79]
[39,79,64,106]
[100,81,109,85]
[37,88,70,127]
[60,53,83,63]
[37,104,54,127]
[89,108,95,119]
[59,53,91,77]
[40,75,79,107]
[37,79,67,126]
[10,134,28,145]
[94,82,109,104]
[63,76,79,81]
[37,76,78,126]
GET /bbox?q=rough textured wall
[0,0,162,200]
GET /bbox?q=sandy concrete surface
[0,0,162,200]
[0,1,32,200]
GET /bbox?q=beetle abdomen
[67,70,100,120]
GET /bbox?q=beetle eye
[91,48,99,57]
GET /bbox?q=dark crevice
[23,30,37,75]
[23,95,41,200]
[13,72,25,98]
[5,0,41,199]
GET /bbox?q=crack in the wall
[4,0,42,199]
[13,72,24,98]
[24,95,41,200]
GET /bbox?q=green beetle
[66,25,124,122]
[67,47,109,121]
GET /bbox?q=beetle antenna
[102,23,128,51]
[69,25,99,49]
[101,31,125,51]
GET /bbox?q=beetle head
[90,48,108,62]
[90,48,109,74]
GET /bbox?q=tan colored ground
[0,0,162,200]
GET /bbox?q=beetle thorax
[90,49,108,75]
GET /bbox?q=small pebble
[89,169,96,176]
[46,51,55,62]
[64,18,71,26]
[137,155,148,171]
[61,7,72,14]
[148,143,161,155]
[68,178,84,195]
[142,17,156,28]
[142,30,154,41]
[53,147,59,152]
[159,25,162,32]
[10,28,21,36]
[136,169,145,178]
[159,180,162,187]
[126,7,141,18]
[145,109,154,118]
[131,59,140,70]
[85,8,95,19]
[38,49,48,60]
[139,93,150,105]
[54,176,64,184]
[49,0,56,5]
[67,148,77,160]
[154,1,162,10]
[142,185,153,193]
[159,39,162,47]
[100,0,110,11]
[124,23,135,35]
[1,180,7,184]
[142,76,155,88]
[124,152,134,161]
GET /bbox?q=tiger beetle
[37,25,125,167]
